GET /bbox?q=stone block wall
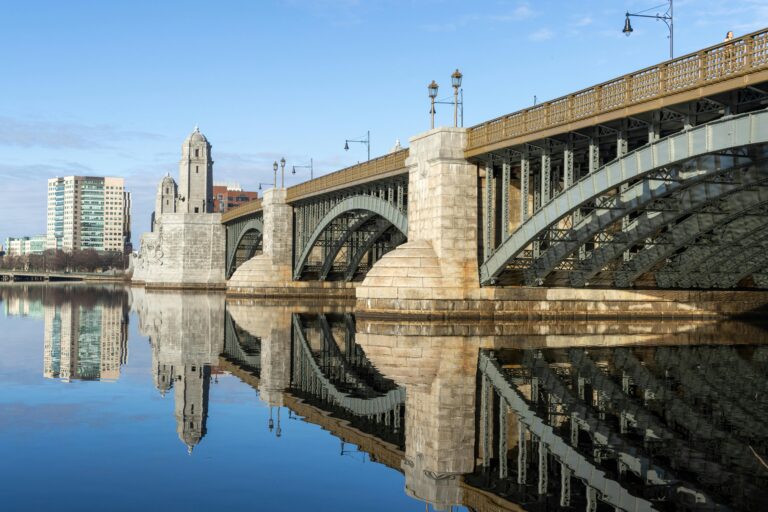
[132,213,225,287]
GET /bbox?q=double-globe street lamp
[428,69,464,129]
[623,0,674,59]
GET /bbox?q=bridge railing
[221,198,262,223]
[467,27,768,154]
[286,149,408,203]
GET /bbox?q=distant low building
[5,236,47,256]
[212,183,258,213]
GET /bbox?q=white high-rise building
[46,176,131,253]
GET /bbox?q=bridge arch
[480,109,768,287]
[292,314,405,416]
[293,195,408,280]
[226,218,264,278]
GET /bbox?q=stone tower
[178,126,213,214]
[174,364,210,453]
[153,174,178,230]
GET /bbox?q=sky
[1,0,766,247]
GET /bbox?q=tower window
[194,207,199,213]
[196,165,199,173]
[195,149,199,157]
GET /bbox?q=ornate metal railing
[286,149,408,203]
[221,198,262,223]
[467,28,768,153]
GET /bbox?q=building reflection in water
[132,288,224,453]
[1,285,129,382]
[221,303,768,512]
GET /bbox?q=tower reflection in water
[133,288,224,453]
[221,304,768,512]
[1,285,129,382]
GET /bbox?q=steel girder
[569,167,768,287]
[222,313,261,373]
[611,348,759,464]
[656,224,768,288]
[291,314,404,416]
[614,185,768,287]
[567,349,761,486]
[317,212,376,280]
[525,158,756,285]
[480,108,768,285]
[226,217,264,277]
[659,206,768,273]
[478,352,657,512]
[293,195,408,280]
[343,219,403,281]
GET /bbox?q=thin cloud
[529,28,554,42]
[421,2,535,32]
[0,116,162,149]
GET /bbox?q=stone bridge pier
[226,301,293,407]
[357,127,486,315]
[356,320,481,510]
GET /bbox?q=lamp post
[257,182,272,191]
[280,157,286,188]
[344,131,370,161]
[429,70,465,128]
[623,0,674,59]
[293,158,314,180]
[272,161,278,188]
[428,80,439,129]
[451,69,463,127]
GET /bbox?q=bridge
[215,304,768,511]
[221,29,768,317]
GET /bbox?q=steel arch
[317,212,376,280]
[614,185,768,287]
[292,314,405,416]
[655,206,768,288]
[569,167,768,287]
[480,108,768,285]
[344,220,404,281]
[657,222,768,288]
[226,218,264,277]
[293,195,408,280]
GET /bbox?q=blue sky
[1,0,766,245]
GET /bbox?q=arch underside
[292,314,404,416]
[222,313,261,375]
[226,216,264,278]
[293,195,407,281]
[481,109,768,289]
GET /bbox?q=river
[0,284,766,511]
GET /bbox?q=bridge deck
[466,27,768,158]
[222,150,408,224]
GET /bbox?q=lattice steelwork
[473,346,768,511]
[476,87,768,289]
[291,314,405,442]
[223,210,264,278]
[292,175,408,281]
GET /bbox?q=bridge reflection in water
[214,301,768,512]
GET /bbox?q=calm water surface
[1,284,767,511]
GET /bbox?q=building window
[196,165,199,173]
[195,149,199,157]
[194,207,199,213]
